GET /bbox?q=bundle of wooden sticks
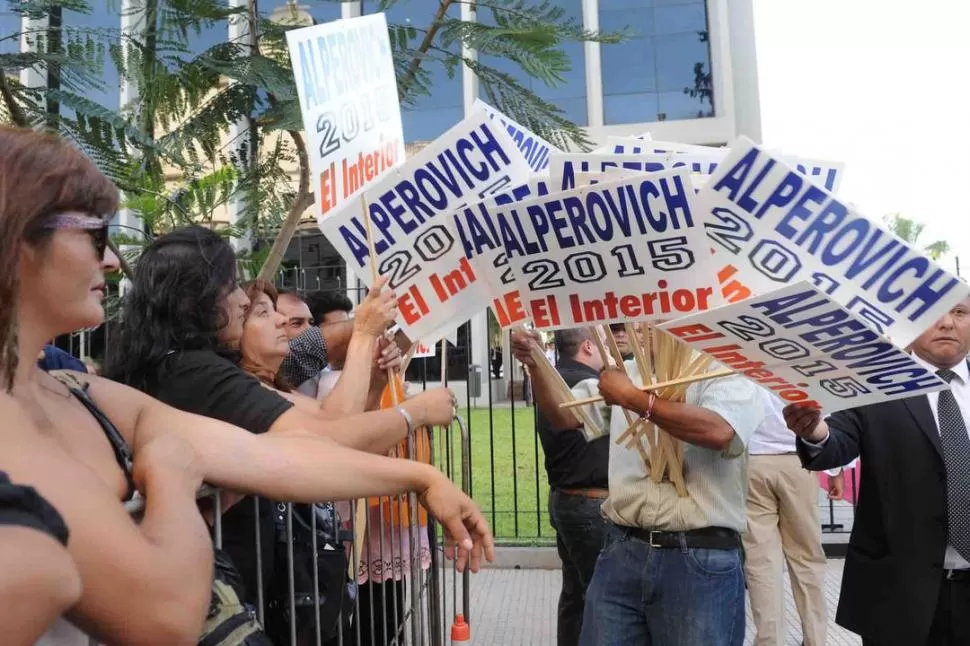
[556,323,729,497]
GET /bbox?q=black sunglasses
[42,213,109,259]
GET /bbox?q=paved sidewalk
[467,559,860,645]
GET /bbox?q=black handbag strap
[49,371,137,501]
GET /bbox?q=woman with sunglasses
[0,125,494,644]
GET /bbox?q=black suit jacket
[796,396,949,645]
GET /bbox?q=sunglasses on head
[43,213,109,259]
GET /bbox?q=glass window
[600,0,713,124]
[364,0,462,143]
[477,0,587,126]
[61,5,121,112]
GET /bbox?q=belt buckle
[648,530,662,548]
[947,569,959,581]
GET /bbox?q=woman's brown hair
[0,126,119,390]
[240,279,292,392]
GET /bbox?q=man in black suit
[784,296,970,646]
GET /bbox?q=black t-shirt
[149,349,296,604]
[0,471,69,546]
[537,358,610,490]
[153,350,294,434]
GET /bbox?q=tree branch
[256,127,311,282]
[397,0,456,99]
[0,74,30,128]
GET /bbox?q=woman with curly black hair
[0,125,493,644]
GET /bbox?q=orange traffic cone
[451,614,470,642]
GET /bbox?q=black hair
[304,290,353,324]
[103,226,238,392]
[554,328,593,360]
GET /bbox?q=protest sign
[451,171,645,328]
[660,281,948,411]
[410,341,437,358]
[697,136,969,348]
[606,138,727,156]
[550,153,722,193]
[287,14,405,224]
[552,150,844,193]
[473,99,560,173]
[445,176,552,328]
[321,109,532,342]
[453,168,722,330]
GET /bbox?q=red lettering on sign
[319,162,337,215]
[493,291,526,327]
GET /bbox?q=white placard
[286,14,405,224]
[696,136,969,348]
[660,281,948,412]
[322,109,532,342]
[552,149,845,194]
[473,99,561,173]
[453,169,723,330]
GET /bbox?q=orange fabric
[368,375,430,527]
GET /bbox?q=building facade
[10,0,762,386]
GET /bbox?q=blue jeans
[579,524,745,646]
[549,490,609,646]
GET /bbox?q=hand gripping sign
[286,14,405,224]
[453,168,723,330]
[321,108,532,343]
[695,136,970,349]
[659,281,948,412]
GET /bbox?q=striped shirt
[570,360,766,533]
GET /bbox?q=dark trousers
[333,578,405,646]
[548,489,609,646]
[863,575,970,646]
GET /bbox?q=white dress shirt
[570,359,766,533]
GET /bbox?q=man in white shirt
[784,297,970,645]
[744,393,827,646]
[514,331,766,646]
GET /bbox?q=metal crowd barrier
[98,416,474,646]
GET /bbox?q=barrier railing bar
[254,497,265,626]
[486,334,498,532]
[286,503,297,646]
[311,501,322,646]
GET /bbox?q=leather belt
[558,488,609,499]
[622,525,741,550]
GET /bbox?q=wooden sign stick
[559,368,735,408]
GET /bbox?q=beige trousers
[743,454,828,646]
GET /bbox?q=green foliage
[884,213,950,261]
[2,0,629,268]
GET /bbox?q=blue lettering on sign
[558,159,665,191]
[482,175,695,260]
[340,122,514,267]
[295,22,390,112]
[793,163,840,192]
[748,286,946,397]
[713,143,964,325]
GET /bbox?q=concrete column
[115,0,143,238]
[19,11,48,114]
[582,0,604,130]
[227,0,253,253]
[461,0,478,116]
